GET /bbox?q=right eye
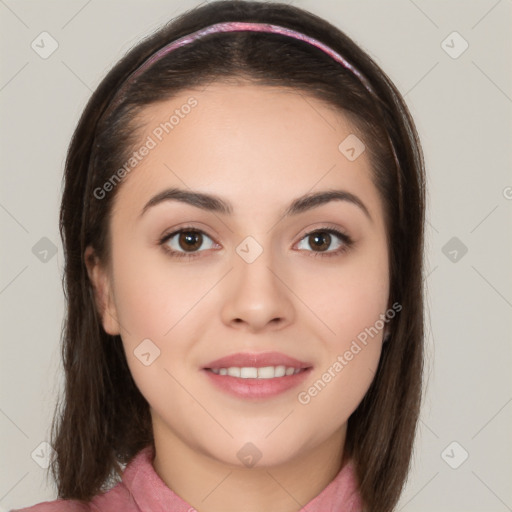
[159,227,218,260]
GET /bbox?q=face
[86,82,390,469]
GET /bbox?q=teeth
[209,366,303,378]
[227,367,240,377]
[257,366,276,379]
[240,367,258,378]
[274,365,286,377]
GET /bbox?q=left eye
[296,228,352,257]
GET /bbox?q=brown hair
[51,2,426,511]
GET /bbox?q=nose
[220,247,295,333]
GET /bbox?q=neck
[151,415,347,512]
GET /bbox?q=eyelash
[159,225,354,261]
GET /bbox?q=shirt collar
[122,444,362,512]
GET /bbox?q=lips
[202,351,313,399]
[203,351,312,370]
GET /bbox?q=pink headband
[130,21,375,93]
[105,20,402,205]
[107,21,378,112]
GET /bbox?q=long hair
[51,2,426,511]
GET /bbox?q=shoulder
[10,480,135,512]
[11,446,154,512]
[9,499,90,511]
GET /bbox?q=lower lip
[202,368,313,399]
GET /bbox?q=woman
[13,1,426,511]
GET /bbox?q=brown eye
[308,231,332,252]
[160,228,217,259]
[296,227,353,258]
[178,231,203,252]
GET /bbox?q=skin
[85,82,390,512]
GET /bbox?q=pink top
[12,445,363,512]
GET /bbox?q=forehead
[111,82,380,220]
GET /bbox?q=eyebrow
[139,187,372,222]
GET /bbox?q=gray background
[1,0,511,511]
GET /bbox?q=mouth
[206,365,306,378]
[202,351,313,399]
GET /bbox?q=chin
[198,430,312,469]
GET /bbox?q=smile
[202,351,313,399]
[207,366,303,378]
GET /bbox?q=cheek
[295,341,381,447]
[109,244,218,386]
[108,249,200,413]
[110,241,206,341]
[302,241,390,344]
[292,244,388,423]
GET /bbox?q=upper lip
[203,351,312,370]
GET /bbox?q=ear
[84,245,120,336]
